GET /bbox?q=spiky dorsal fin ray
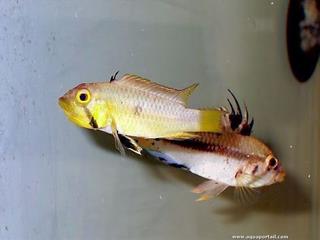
[115,74,198,106]
[109,70,119,82]
[217,90,255,136]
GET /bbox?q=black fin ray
[227,98,235,114]
[109,70,119,82]
[228,89,242,118]
[226,90,254,136]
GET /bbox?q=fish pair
[59,73,285,201]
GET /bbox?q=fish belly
[143,140,239,186]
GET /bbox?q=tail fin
[198,109,223,133]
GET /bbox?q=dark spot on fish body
[158,157,167,162]
[151,142,155,146]
[252,165,258,174]
[158,157,189,170]
[134,105,142,116]
[235,169,242,178]
[168,163,189,170]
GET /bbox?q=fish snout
[275,165,286,183]
[58,95,65,102]
[58,96,69,110]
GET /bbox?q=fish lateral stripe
[89,117,98,129]
[145,150,190,170]
[162,133,268,161]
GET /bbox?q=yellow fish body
[58,74,226,153]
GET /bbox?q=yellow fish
[58,73,226,154]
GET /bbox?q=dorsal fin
[177,83,198,105]
[114,74,198,106]
[109,70,119,82]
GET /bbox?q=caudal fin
[198,109,224,133]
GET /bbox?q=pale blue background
[0,0,319,239]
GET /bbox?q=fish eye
[266,155,278,169]
[76,89,91,104]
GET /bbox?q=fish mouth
[58,96,69,111]
[58,97,73,117]
[275,168,286,183]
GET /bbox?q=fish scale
[104,78,207,138]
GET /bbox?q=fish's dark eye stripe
[83,106,99,129]
[89,117,98,129]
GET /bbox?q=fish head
[238,153,286,188]
[59,83,110,129]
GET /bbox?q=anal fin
[192,180,228,201]
[118,135,143,155]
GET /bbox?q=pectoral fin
[111,120,126,156]
[192,180,229,201]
